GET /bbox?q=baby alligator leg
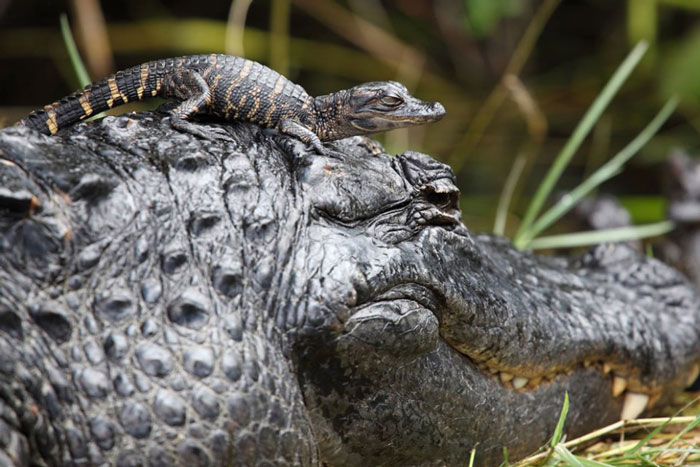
[163,69,231,141]
[279,119,325,154]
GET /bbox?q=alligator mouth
[348,114,439,133]
[448,328,700,421]
[463,352,700,420]
[365,281,700,421]
[348,103,446,132]
[363,110,445,125]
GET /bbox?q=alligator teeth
[602,363,612,375]
[612,376,627,397]
[512,377,528,389]
[620,392,648,420]
[528,376,542,387]
[686,364,700,387]
[500,372,514,383]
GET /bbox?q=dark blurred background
[1,0,698,234]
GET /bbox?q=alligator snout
[421,181,459,211]
[416,181,461,226]
[431,102,446,119]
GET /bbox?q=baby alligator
[17,54,445,151]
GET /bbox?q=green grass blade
[645,242,654,257]
[494,152,527,235]
[553,445,584,467]
[635,455,661,467]
[59,13,91,86]
[269,0,290,75]
[514,41,648,248]
[551,392,570,447]
[554,445,614,467]
[625,401,699,458]
[581,460,615,467]
[650,412,700,460]
[625,417,673,456]
[519,96,678,246]
[225,0,254,56]
[529,221,674,250]
[627,0,657,49]
[468,447,477,467]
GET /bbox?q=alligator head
[288,141,700,465]
[0,113,698,466]
[312,81,446,140]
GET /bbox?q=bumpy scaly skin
[1,112,700,466]
[16,54,445,151]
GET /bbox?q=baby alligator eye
[379,95,403,106]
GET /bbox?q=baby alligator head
[312,81,446,140]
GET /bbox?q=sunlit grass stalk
[551,393,570,447]
[516,96,678,248]
[514,41,648,247]
[59,13,91,87]
[624,412,675,456]
[528,221,674,250]
[269,0,290,75]
[552,445,589,466]
[494,152,527,235]
[627,0,657,50]
[467,447,477,467]
[649,413,700,461]
[514,415,699,466]
[225,0,253,56]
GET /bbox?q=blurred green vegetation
[1,0,699,237]
[464,0,523,37]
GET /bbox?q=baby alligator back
[18,54,312,136]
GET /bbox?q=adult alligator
[1,111,699,466]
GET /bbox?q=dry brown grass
[509,392,700,466]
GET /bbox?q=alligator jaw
[332,238,698,425]
[438,297,700,421]
[407,228,700,424]
[456,349,700,421]
[340,277,699,424]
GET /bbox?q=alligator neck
[312,90,352,141]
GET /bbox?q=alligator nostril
[432,102,446,119]
[422,186,459,213]
[425,191,452,208]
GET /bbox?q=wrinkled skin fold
[0,112,699,466]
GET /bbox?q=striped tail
[17,60,173,135]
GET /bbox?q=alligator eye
[379,96,403,106]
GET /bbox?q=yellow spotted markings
[79,91,93,117]
[234,95,248,120]
[106,77,120,108]
[45,110,58,135]
[137,64,149,100]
